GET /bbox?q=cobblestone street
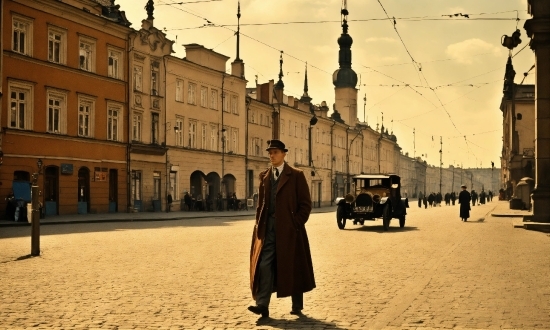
[0,201,549,329]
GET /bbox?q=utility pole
[363,93,367,124]
[413,128,416,158]
[439,136,442,194]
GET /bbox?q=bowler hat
[266,139,288,152]
[461,184,467,188]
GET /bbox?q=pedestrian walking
[451,191,456,205]
[423,195,428,209]
[248,139,315,318]
[458,184,471,222]
[418,191,423,208]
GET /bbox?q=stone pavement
[1,200,549,329]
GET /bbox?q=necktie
[274,168,279,179]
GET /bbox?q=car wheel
[382,204,391,231]
[359,219,365,225]
[337,205,346,230]
[399,216,406,228]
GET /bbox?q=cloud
[365,37,398,44]
[445,38,503,64]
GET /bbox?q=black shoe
[248,305,269,318]
[290,309,303,315]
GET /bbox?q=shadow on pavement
[346,225,419,233]
[256,314,346,329]
[0,216,256,239]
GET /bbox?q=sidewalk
[0,205,336,227]
[489,199,550,233]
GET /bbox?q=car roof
[352,174,399,180]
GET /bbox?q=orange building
[1,0,131,217]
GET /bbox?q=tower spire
[300,62,312,103]
[145,0,154,20]
[236,1,241,61]
[332,0,357,88]
[275,51,284,90]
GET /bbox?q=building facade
[1,0,130,216]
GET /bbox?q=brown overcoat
[249,163,315,299]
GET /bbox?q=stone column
[524,0,550,222]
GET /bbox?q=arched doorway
[189,170,206,198]
[206,172,220,199]
[223,174,236,198]
[78,167,90,214]
[44,166,59,216]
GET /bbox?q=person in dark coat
[451,191,456,205]
[418,191,423,208]
[444,193,450,206]
[428,193,435,207]
[471,190,478,206]
[248,139,315,318]
[458,184,471,222]
[479,190,486,204]
[436,192,442,206]
[423,195,428,209]
[183,192,192,211]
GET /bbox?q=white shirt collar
[273,163,284,179]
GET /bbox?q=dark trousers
[256,223,303,310]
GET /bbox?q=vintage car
[335,174,409,231]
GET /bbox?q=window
[48,27,66,64]
[200,86,208,107]
[153,172,161,200]
[131,170,142,201]
[210,125,217,151]
[79,36,96,72]
[175,117,184,147]
[294,122,298,137]
[133,66,143,91]
[281,119,285,135]
[231,129,238,153]
[223,93,230,112]
[46,89,67,134]
[12,15,33,56]
[9,81,33,130]
[260,114,263,126]
[132,112,142,141]
[201,124,207,149]
[151,112,159,144]
[188,83,196,105]
[176,79,183,102]
[78,96,95,137]
[250,111,255,124]
[108,49,122,79]
[107,106,121,141]
[188,121,197,148]
[210,90,218,110]
[151,62,159,95]
[316,128,319,143]
[231,95,238,114]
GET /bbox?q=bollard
[31,173,40,256]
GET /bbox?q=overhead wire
[156,0,523,167]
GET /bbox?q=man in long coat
[248,139,315,318]
[458,184,471,222]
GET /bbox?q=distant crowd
[417,190,493,208]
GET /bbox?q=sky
[114,0,534,170]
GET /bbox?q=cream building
[164,44,247,210]
[128,6,174,212]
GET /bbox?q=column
[524,0,550,222]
